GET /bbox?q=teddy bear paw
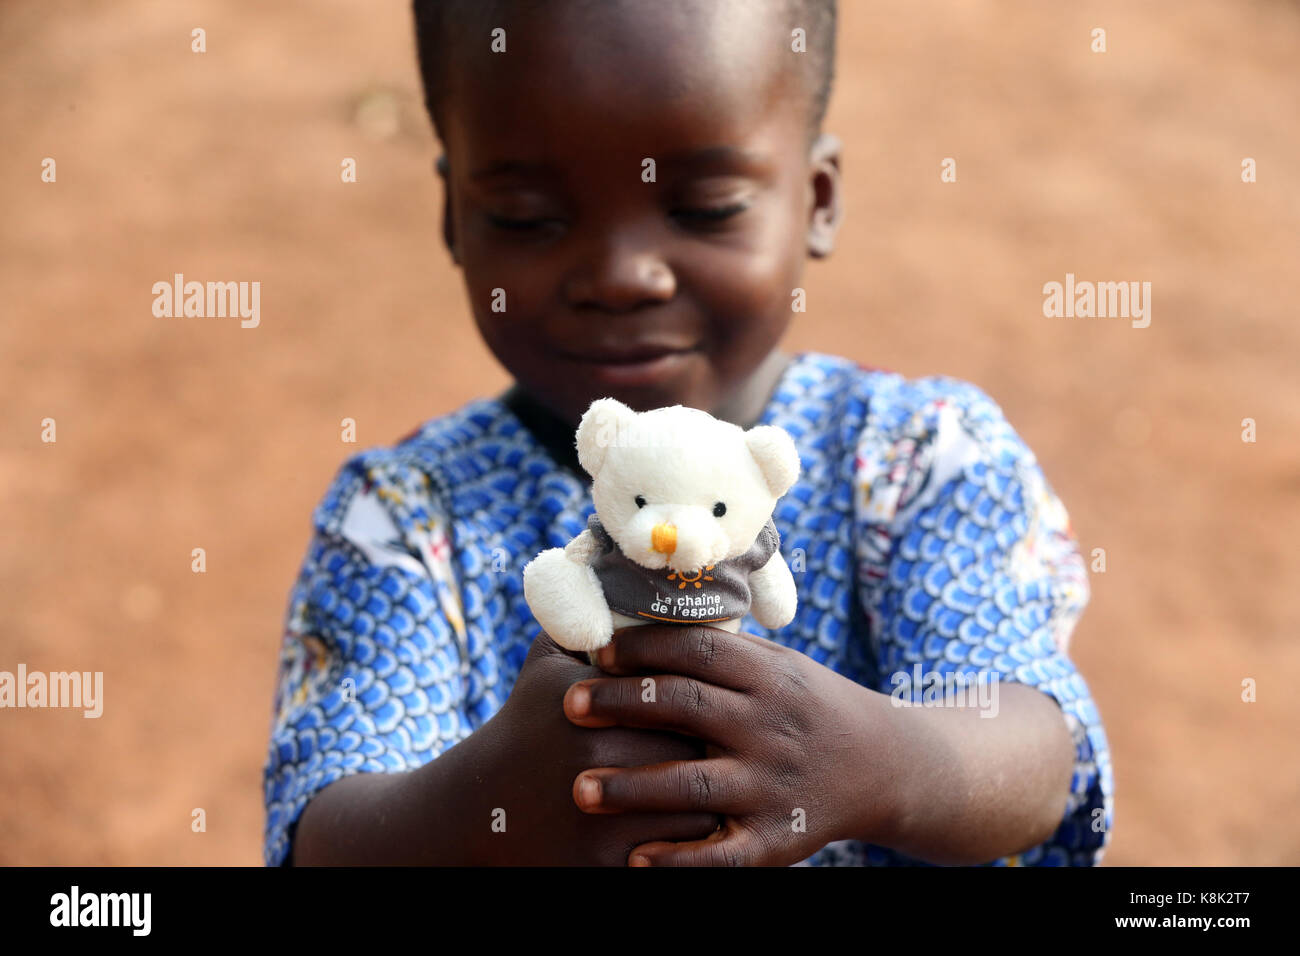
[523,548,615,652]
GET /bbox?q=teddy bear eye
[635,495,646,508]
[713,501,726,517]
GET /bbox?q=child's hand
[471,629,723,865]
[563,624,897,866]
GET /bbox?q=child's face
[436,0,842,428]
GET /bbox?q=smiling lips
[563,343,697,364]
[559,343,699,385]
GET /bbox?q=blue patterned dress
[263,351,1113,866]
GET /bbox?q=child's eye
[670,202,750,229]
[486,214,563,233]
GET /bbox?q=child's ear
[436,154,460,265]
[576,399,635,478]
[744,425,801,498]
[806,132,843,259]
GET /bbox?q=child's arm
[861,679,1077,863]
[293,630,719,865]
[849,379,1111,865]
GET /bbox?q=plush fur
[523,398,801,652]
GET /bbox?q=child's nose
[564,240,676,311]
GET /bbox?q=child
[263,0,1112,866]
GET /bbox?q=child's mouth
[561,346,698,386]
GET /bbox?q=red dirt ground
[1,0,1297,864]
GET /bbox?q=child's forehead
[441,1,801,134]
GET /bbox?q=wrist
[832,682,913,849]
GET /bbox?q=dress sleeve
[853,378,1113,866]
[262,454,469,866]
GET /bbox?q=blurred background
[1,0,1297,865]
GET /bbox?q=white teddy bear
[522,397,802,653]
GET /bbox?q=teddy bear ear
[744,425,801,497]
[576,398,636,478]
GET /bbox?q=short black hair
[412,0,837,144]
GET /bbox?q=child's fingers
[625,812,726,849]
[593,625,778,691]
[572,757,750,816]
[564,674,748,747]
[626,822,761,867]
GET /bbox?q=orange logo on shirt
[667,566,716,590]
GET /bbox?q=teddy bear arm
[748,551,798,629]
[563,529,601,565]
[522,542,615,653]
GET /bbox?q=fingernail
[578,775,600,808]
[568,684,590,716]
[629,853,651,867]
[594,645,615,669]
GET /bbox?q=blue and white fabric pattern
[263,351,1113,866]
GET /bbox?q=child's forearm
[849,681,1076,865]
[291,729,490,866]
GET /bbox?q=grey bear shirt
[586,513,781,623]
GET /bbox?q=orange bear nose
[651,523,677,554]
